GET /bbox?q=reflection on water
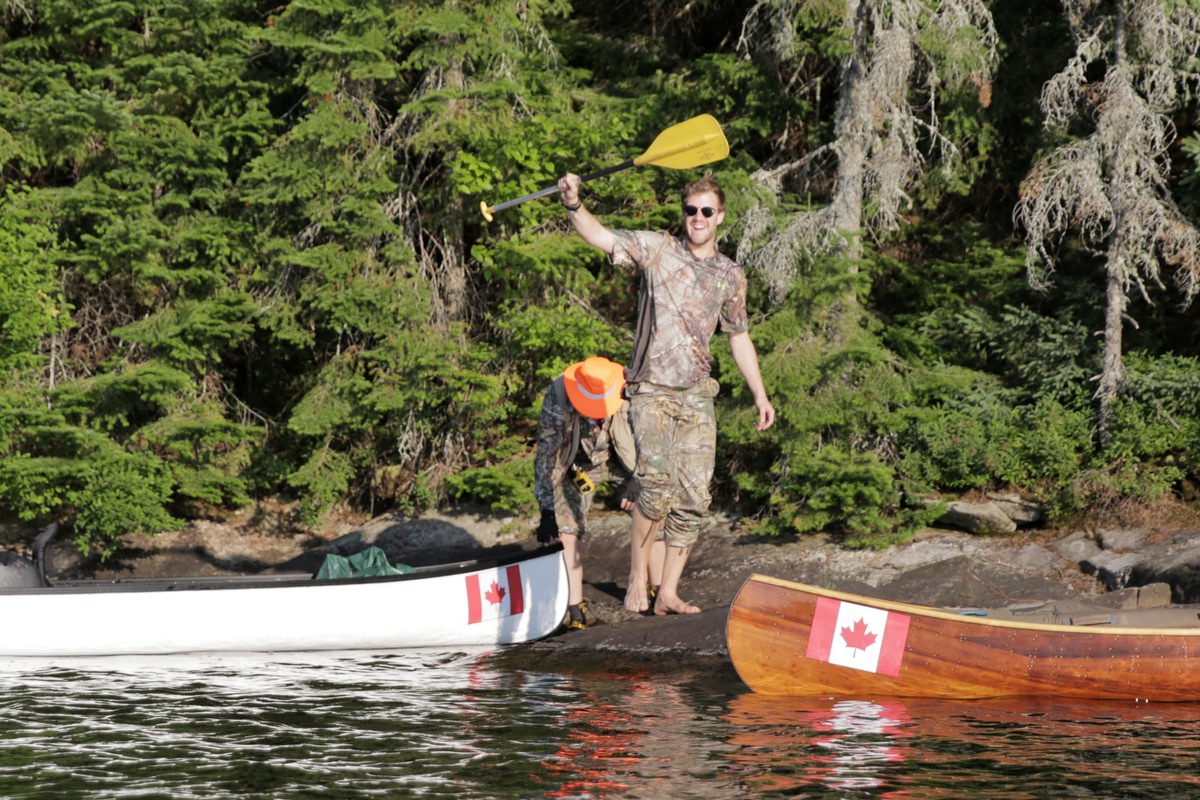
[3,652,1200,798]
[541,673,737,799]
[725,693,1200,798]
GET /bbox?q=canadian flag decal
[806,597,910,676]
[465,565,524,624]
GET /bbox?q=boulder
[986,492,1045,525]
[1081,550,1142,590]
[937,500,1018,535]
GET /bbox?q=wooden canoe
[727,573,1200,701]
[0,542,569,657]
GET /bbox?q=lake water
[1,649,1199,798]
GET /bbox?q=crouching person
[534,356,637,630]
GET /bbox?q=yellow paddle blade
[479,115,730,221]
[632,114,729,170]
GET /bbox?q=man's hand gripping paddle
[480,114,729,222]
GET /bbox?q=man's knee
[663,514,702,547]
[634,472,676,521]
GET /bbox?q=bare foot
[624,579,650,613]
[654,595,701,615]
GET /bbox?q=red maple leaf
[484,580,506,606]
[840,618,877,652]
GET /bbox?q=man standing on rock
[556,171,775,615]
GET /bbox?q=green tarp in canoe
[315,546,414,580]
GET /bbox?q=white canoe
[0,545,569,657]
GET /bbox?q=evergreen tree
[1014,0,1200,442]
[0,0,272,551]
[736,0,998,301]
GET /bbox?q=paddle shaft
[486,159,634,215]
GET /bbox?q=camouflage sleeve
[534,381,568,510]
[610,230,667,270]
[719,265,750,334]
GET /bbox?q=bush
[444,456,535,516]
[69,454,179,558]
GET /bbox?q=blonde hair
[680,173,725,210]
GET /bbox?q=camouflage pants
[628,380,718,547]
[554,460,627,539]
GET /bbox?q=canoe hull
[0,547,568,657]
[727,574,1200,701]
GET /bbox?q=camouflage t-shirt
[610,230,748,388]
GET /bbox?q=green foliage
[762,447,900,543]
[493,296,630,401]
[0,359,248,554]
[0,402,180,557]
[1090,354,1200,501]
[1181,132,1200,220]
[444,455,535,516]
[132,401,259,512]
[69,453,179,558]
[898,395,1092,518]
[288,445,355,525]
[2,0,1200,552]
[0,187,69,371]
[113,293,254,376]
[53,362,194,434]
[717,290,934,547]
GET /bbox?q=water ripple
[3,653,1200,798]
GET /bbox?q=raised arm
[728,330,775,431]
[558,173,617,254]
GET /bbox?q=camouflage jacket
[534,376,633,512]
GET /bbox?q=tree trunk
[434,55,470,327]
[829,0,869,261]
[1097,249,1127,444]
[1095,1,1131,446]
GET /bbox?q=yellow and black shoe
[647,583,659,605]
[566,600,589,631]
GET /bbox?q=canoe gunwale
[0,543,565,597]
[744,573,1200,637]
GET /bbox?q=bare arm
[558,173,616,254]
[728,330,775,431]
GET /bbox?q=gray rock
[0,551,41,589]
[1135,582,1173,608]
[987,492,1045,525]
[937,500,1018,535]
[1128,541,1200,603]
[1081,550,1143,590]
[1096,528,1152,551]
[1051,531,1101,564]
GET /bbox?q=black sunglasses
[683,205,718,218]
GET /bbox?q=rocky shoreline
[28,502,1200,670]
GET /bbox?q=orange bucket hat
[563,357,626,419]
